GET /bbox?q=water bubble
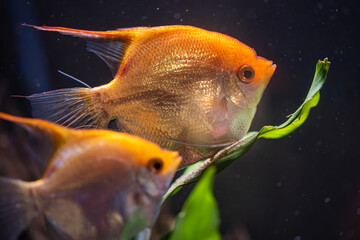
[342,7,350,15]
[173,13,181,19]
[324,197,331,204]
[294,236,302,240]
[246,10,257,20]
[276,181,282,187]
[294,210,300,216]
[356,208,360,215]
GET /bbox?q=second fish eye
[238,65,255,82]
[147,158,163,173]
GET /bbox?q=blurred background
[0,0,359,239]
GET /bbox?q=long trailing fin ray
[22,24,127,39]
[28,88,109,129]
[57,70,91,88]
[23,24,134,77]
[0,177,36,240]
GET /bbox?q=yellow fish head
[223,47,276,109]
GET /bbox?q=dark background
[1,0,359,240]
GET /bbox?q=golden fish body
[0,113,180,240]
[26,25,276,167]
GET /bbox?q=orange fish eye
[147,158,163,173]
[238,65,255,83]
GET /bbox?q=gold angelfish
[0,113,180,240]
[25,24,276,167]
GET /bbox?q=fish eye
[147,158,163,173]
[238,65,255,82]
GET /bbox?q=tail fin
[28,87,109,129]
[0,177,36,240]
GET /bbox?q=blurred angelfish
[0,113,180,240]
[24,24,276,167]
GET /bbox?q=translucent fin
[0,177,36,240]
[87,39,129,77]
[28,88,109,129]
[23,24,132,77]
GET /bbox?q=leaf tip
[318,58,331,70]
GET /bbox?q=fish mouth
[263,61,276,86]
[268,63,276,77]
[166,153,182,173]
[255,56,276,81]
[251,59,276,91]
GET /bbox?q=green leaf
[259,58,330,139]
[163,58,330,202]
[167,167,220,240]
[162,161,203,203]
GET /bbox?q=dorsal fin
[86,39,129,77]
[0,113,70,175]
[22,24,134,77]
[0,113,68,149]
